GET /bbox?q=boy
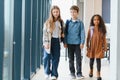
[64,5,85,79]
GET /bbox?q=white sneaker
[76,74,84,79]
[70,73,76,79]
[51,76,57,80]
[45,74,49,80]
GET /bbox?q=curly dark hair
[90,14,107,35]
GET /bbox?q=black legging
[90,58,101,72]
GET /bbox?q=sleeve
[43,23,49,46]
[80,22,85,44]
[103,35,107,52]
[86,29,90,48]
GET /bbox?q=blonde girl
[43,5,64,80]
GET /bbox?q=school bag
[60,20,64,42]
[60,20,70,42]
[65,20,70,34]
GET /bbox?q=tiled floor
[31,57,110,80]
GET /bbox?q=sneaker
[70,73,76,79]
[51,76,57,80]
[45,74,49,80]
[76,74,84,79]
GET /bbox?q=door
[0,0,4,80]
[12,0,22,80]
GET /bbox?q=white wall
[77,0,84,21]
[94,0,102,15]
[52,0,77,22]
[84,0,94,32]
[110,0,120,79]
[84,0,102,34]
[117,0,120,79]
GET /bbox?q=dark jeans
[67,44,82,75]
[43,38,60,77]
[90,58,101,72]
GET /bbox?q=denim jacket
[64,19,85,45]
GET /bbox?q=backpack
[60,20,70,42]
[60,20,64,42]
[65,20,70,34]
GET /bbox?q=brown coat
[86,26,107,58]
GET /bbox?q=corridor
[1,0,120,80]
[31,47,109,80]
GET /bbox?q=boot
[97,71,102,80]
[89,69,93,77]
[97,77,102,80]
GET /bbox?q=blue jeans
[43,38,60,77]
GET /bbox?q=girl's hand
[61,33,64,38]
[87,47,90,51]
[64,44,67,48]
[80,44,84,49]
[44,44,49,49]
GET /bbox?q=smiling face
[70,9,78,20]
[52,8,60,20]
[93,16,100,26]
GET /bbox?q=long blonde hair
[45,5,62,33]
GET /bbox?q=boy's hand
[44,44,49,49]
[64,44,67,48]
[80,44,84,49]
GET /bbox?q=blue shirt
[64,19,85,45]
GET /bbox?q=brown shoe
[97,71,102,80]
[89,69,93,77]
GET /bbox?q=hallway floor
[31,57,110,80]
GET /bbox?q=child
[64,5,85,79]
[86,14,107,80]
[43,5,64,80]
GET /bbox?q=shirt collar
[70,18,80,23]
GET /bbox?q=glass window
[3,0,14,80]
[102,0,110,23]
